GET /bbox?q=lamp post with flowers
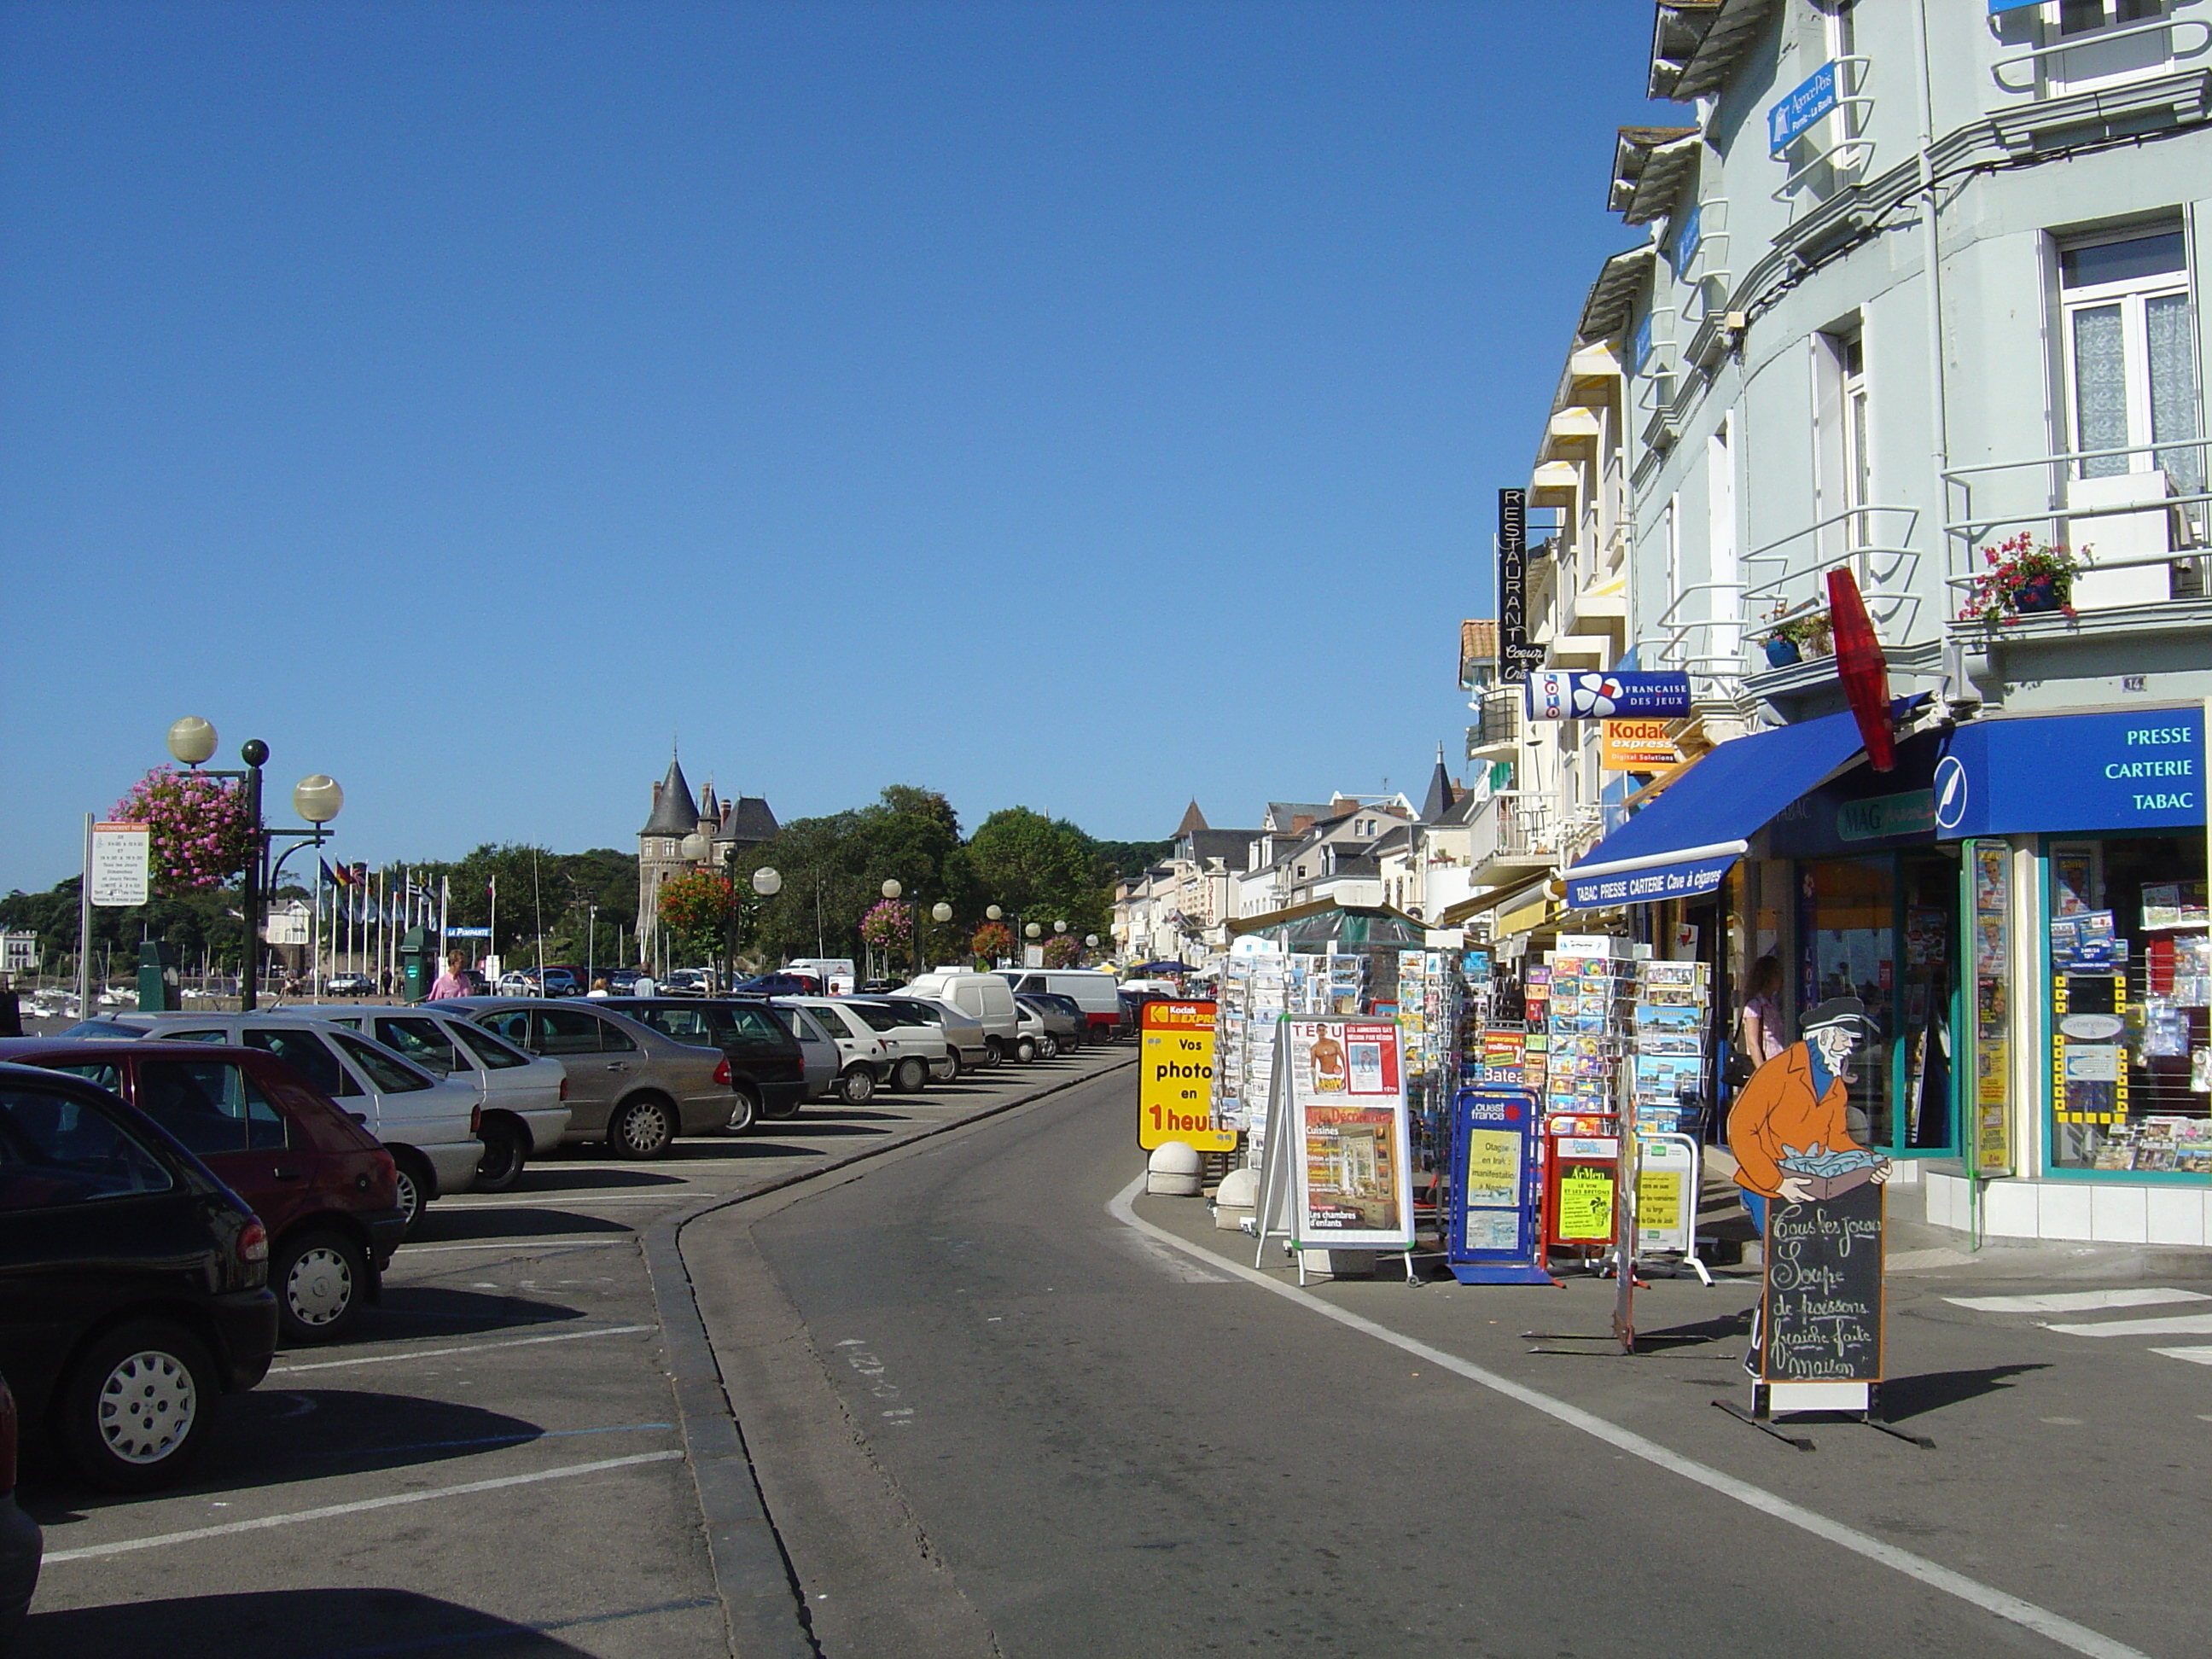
[155,717,341,1011]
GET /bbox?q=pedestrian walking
[632,964,657,998]
[427,951,472,1001]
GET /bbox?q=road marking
[2042,1313,2212,1339]
[1947,1288,2209,1314]
[2150,1347,2212,1365]
[1107,1173,2149,1659]
[399,1239,627,1254]
[437,1195,691,1209]
[269,1323,655,1372]
[42,1450,684,1564]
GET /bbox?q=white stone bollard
[1146,1141,1203,1196]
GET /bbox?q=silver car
[866,995,996,1077]
[444,997,739,1158]
[759,1001,841,1106]
[294,1005,573,1191]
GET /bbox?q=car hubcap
[395,1170,421,1225]
[623,1107,664,1151]
[286,1247,354,1326]
[98,1350,197,1464]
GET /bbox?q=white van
[997,969,1122,1038]
[785,958,857,995]
[905,969,1022,1060]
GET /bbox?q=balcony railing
[1990,5,2210,98]
[1468,792,1557,870]
[1466,685,1521,755]
[1943,434,2210,614]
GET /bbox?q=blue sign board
[1767,60,1838,154]
[1447,1087,1552,1286]
[1564,853,1732,912]
[1934,707,2205,839]
[1524,670,1694,721]
[1632,311,1654,375]
[1668,201,1703,276]
[444,926,492,938]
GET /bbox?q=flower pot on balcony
[2011,575,2064,614]
[1764,637,1802,667]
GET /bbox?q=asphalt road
[714,1066,2211,1659]
[18,1044,1132,1659]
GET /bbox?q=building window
[1813,321,1870,552]
[2059,224,2200,497]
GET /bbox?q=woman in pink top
[427,951,472,1001]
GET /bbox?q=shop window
[2045,835,2211,1173]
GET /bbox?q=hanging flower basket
[112,766,255,892]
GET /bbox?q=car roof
[0,1037,267,1062]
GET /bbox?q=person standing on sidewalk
[427,951,472,1001]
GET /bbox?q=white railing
[1743,504,1923,638]
[1468,792,1558,869]
[1990,5,2210,96]
[1671,197,1733,327]
[1773,57,1874,205]
[1942,434,2211,606]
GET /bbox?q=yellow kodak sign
[1603,719,1681,771]
[1139,1001,1235,1151]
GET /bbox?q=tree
[966,807,1110,940]
[657,870,734,964]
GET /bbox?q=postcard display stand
[1214,952,1368,1165]
[1629,962,1714,1284]
[1447,1087,1551,1284]
[1253,1017,1419,1284]
[1534,945,1639,1270]
[1397,949,1470,1221]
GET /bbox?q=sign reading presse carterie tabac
[1138,1001,1235,1152]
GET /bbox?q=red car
[0,1039,407,1344]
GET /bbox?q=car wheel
[1015,1035,1039,1063]
[1038,1034,1059,1060]
[608,1095,676,1159]
[60,1319,218,1492]
[473,1118,530,1193]
[391,1152,432,1239]
[726,1085,760,1135]
[932,1050,962,1084]
[891,1056,928,1094]
[840,1064,876,1104]
[274,1229,367,1344]
[984,1037,1004,1064]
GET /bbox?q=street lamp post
[928,901,952,978]
[751,866,783,981]
[167,719,340,1013]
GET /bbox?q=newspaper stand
[1446,1087,1552,1285]
[1540,1115,1620,1272]
[1628,1132,1713,1284]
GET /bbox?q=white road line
[1106,1173,2150,1659]
[2148,1346,2212,1365]
[399,1239,626,1254]
[270,1324,655,1373]
[2043,1313,2212,1339]
[1947,1289,2209,1314]
[437,1196,692,1210]
[42,1451,684,1564]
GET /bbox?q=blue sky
[1,1,1670,889]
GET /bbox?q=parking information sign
[89,821,151,907]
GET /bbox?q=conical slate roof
[715,795,780,844]
[1420,747,1456,824]
[1173,800,1208,838]
[641,756,700,835]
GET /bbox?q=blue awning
[1562,708,1869,910]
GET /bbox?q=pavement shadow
[1638,1307,1755,1353]
[409,1208,635,1243]
[21,1588,598,1658]
[26,1390,547,1513]
[510,1165,689,1191]
[361,1286,585,1337]
[1877,1363,2051,1421]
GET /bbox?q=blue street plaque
[1767,60,1838,154]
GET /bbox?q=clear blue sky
[1,1,1669,890]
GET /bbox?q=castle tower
[637,754,701,962]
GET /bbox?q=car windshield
[451,1022,532,1070]
[843,1002,908,1033]
[886,1001,941,1025]
[331,1031,435,1093]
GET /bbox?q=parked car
[442,998,740,1157]
[785,958,857,994]
[0,1062,278,1490]
[602,968,641,996]
[621,1000,808,1127]
[998,969,1124,1039]
[780,998,895,1102]
[828,1000,954,1090]
[492,965,584,998]
[1016,992,1085,1057]
[857,996,994,1079]
[660,969,712,998]
[289,1006,571,1192]
[904,970,1022,1061]
[733,972,819,996]
[326,970,375,997]
[0,1370,40,1647]
[1,1038,406,1342]
[751,1002,841,1108]
[69,1012,482,1236]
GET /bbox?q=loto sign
[1139,1000,1234,1151]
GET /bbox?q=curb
[641,1052,1139,1657]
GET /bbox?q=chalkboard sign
[1759,1182,1883,1383]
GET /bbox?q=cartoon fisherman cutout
[1727,997,1892,1238]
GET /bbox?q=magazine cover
[1286,1019,1413,1247]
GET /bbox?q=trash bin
[399,927,434,1004]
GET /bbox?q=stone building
[636,756,778,964]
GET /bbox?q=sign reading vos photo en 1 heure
[1139,1000,1234,1152]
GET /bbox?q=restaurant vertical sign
[1497,488,1543,684]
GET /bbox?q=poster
[88,821,152,908]
[1760,1183,1884,1383]
[1556,1164,1615,1241]
[1138,1001,1235,1152]
[1965,837,2014,1176]
[1287,1019,1413,1247]
[1462,1126,1520,1208]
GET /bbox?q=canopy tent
[1561,707,1868,910]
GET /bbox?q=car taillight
[237,1219,269,1267]
[559,1075,568,1100]
[471,1103,483,1134]
[713,1057,731,1086]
